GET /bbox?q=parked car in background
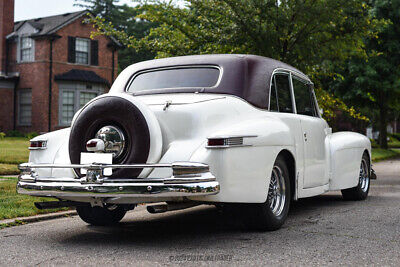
[17,54,375,231]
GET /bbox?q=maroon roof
[122,54,309,109]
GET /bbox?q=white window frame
[75,38,90,65]
[58,82,104,126]
[19,36,35,62]
[17,89,32,126]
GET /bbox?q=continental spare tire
[69,95,152,178]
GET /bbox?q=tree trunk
[379,104,388,149]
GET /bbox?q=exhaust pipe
[147,202,200,214]
[34,201,86,210]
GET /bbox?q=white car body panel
[27,92,371,204]
[23,54,372,205]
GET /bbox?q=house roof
[11,11,121,47]
[14,11,87,36]
[55,69,110,86]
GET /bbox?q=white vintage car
[17,54,375,231]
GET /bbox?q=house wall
[4,15,118,133]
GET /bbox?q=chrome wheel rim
[267,166,286,217]
[359,158,370,192]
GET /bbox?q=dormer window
[20,37,34,62]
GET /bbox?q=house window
[59,83,105,125]
[68,37,98,65]
[20,37,34,62]
[75,38,90,64]
[18,89,32,126]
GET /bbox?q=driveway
[1,159,400,266]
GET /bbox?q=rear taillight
[207,138,225,147]
[206,136,246,148]
[29,140,47,150]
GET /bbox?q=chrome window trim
[268,68,315,115]
[124,65,223,93]
[291,73,321,118]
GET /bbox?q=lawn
[0,137,30,175]
[0,177,68,220]
[371,148,400,162]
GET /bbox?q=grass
[371,148,400,162]
[0,177,68,220]
[0,137,30,175]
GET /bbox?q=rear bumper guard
[17,162,220,198]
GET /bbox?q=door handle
[304,132,307,142]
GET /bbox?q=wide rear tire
[244,156,291,231]
[76,205,128,226]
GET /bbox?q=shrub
[0,132,5,140]
[25,132,39,139]
[6,130,24,137]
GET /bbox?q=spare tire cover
[69,96,150,178]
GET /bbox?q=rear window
[127,67,220,93]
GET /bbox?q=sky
[14,0,136,21]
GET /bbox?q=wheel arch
[277,149,296,201]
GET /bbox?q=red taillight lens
[86,140,98,148]
[29,141,47,149]
[207,138,225,146]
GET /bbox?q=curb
[0,210,77,227]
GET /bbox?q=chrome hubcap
[267,166,286,217]
[95,126,126,158]
[359,158,370,192]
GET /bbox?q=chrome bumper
[17,162,220,198]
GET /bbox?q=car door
[291,75,329,188]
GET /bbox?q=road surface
[1,159,400,266]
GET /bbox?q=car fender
[328,131,371,190]
[188,117,296,203]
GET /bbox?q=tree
[75,0,156,69]
[89,0,382,121]
[74,0,121,19]
[328,0,400,148]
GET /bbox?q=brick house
[0,0,119,133]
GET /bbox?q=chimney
[0,0,14,74]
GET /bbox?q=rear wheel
[341,152,370,200]
[76,205,128,226]
[244,156,291,231]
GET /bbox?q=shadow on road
[57,192,369,247]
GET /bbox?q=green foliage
[25,132,39,140]
[76,0,157,68]
[328,0,400,148]
[0,132,5,140]
[89,0,378,121]
[6,130,24,137]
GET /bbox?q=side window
[270,74,293,113]
[292,77,317,117]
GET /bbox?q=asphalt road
[1,159,400,266]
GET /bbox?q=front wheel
[244,156,291,231]
[341,152,370,200]
[76,205,128,226]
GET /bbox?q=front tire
[76,205,128,226]
[341,152,370,200]
[244,156,291,231]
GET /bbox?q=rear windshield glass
[127,67,220,93]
